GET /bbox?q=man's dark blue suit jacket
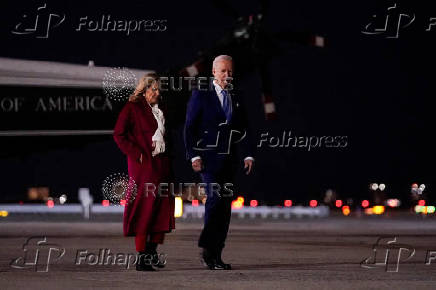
[184,88,253,174]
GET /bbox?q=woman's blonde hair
[128,73,159,102]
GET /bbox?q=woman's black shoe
[146,242,166,268]
[150,252,166,268]
[136,252,156,271]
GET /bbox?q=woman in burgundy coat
[113,73,175,271]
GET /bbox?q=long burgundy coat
[113,98,175,237]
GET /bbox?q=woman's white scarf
[148,103,165,156]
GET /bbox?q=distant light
[411,183,418,189]
[102,200,110,207]
[19,201,23,205]
[59,194,67,204]
[120,199,127,206]
[309,200,318,207]
[0,211,8,217]
[231,199,243,209]
[373,205,385,215]
[379,184,386,191]
[386,198,401,208]
[250,200,258,207]
[284,200,292,207]
[335,200,343,208]
[418,200,426,206]
[342,206,350,216]
[420,184,426,190]
[370,183,379,191]
[427,206,435,214]
[47,200,54,208]
[361,200,370,208]
[192,199,199,207]
[174,197,183,218]
[237,196,245,204]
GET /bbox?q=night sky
[0,0,433,204]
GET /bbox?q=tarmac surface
[2,215,436,289]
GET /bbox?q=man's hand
[139,153,143,164]
[192,159,203,172]
[244,159,254,175]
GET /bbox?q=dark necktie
[221,89,232,121]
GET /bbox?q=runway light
[174,197,183,218]
[335,200,343,208]
[237,196,245,204]
[427,206,435,214]
[365,207,374,215]
[379,184,386,191]
[309,200,318,207]
[102,200,110,207]
[250,200,258,207]
[342,206,350,216]
[192,199,199,207]
[370,183,378,191]
[418,200,426,206]
[415,205,424,213]
[47,200,54,208]
[373,205,385,215]
[120,199,127,206]
[420,184,426,190]
[411,183,418,189]
[0,211,8,217]
[284,200,292,207]
[361,200,370,208]
[386,198,401,208]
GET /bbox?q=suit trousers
[198,160,235,251]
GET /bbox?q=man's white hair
[213,55,233,68]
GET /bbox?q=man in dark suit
[184,55,254,270]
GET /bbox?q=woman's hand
[152,141,156,149]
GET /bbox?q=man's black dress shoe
[201,248,231,270]
[215,248,231,270]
